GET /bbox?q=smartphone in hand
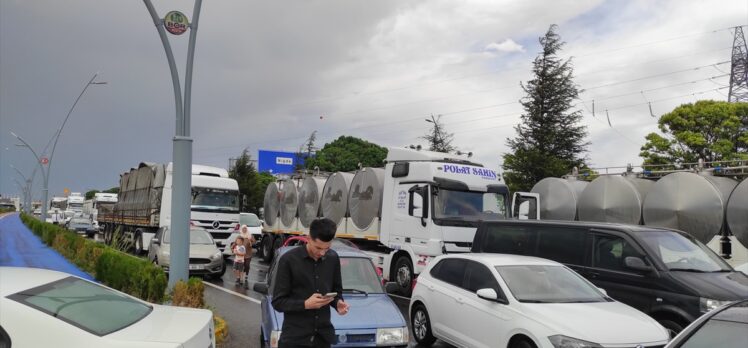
[323,292,338,298]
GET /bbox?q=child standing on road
[232,236,246,285]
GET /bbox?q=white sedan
[0,267,215,347]
[410,254,669,348]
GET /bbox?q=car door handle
[455,296,464,304]
[426,284,435,291]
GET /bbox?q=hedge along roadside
[19,213,167,303]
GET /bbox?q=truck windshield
[433,188,506,220]
[638,231,732,272]
[191,187,239,213]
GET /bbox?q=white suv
[409,253,669,348]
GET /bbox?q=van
[470,220,748,336]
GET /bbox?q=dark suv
[470,220,748,336]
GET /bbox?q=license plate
[189,264,204,270]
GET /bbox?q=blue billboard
[258,150,306,174]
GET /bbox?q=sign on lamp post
[164,11,189,35]
[40,157,49,165]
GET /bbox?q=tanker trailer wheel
[134,230,145,255]
[394,256,414,297]
[103,225,113,245]
[261,235,274,263]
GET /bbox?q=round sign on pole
[164,11,189,35]
[40,157,49,165]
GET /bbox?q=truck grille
[193,219,236,231]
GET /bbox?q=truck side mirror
[408,185,429,226]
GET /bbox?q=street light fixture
[10,72,106,223]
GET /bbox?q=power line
[584,61,730,90]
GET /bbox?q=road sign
[40,157,49,165]
[164,11,189,35]
[258,150,307,175]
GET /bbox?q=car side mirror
[253,282,268,294]
[151,238,160,245]
[384,282,399,294]
[625,256,652,272]
[476,288,508,304]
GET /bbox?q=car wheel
[261,235,274,263]
[411,304,436,346]
[509,338,537,348]
[394,256,414,297]
[659,319,686,338]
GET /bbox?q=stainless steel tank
[530,177,588,220]
[577,175,654,224]
[298,176,327,228]
[279,179,299,227]
[262,182,281,226]
[726,179,748,248]
[643,172,737,243]
[348,168,385,230]
[320,172,354,226]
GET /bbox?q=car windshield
[433,188,506,220]
[191,187,239,213]
[8,276,152,336]
[241,213,262,227]
[340,257,384,294]
[638,231,731,272]
[496,265,607,303]
[164,228,215,245]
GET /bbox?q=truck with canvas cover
[99,162,240,254]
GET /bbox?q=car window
[496,265,607,303]
[7,277,152,336]
[481,225,536,256]
[432,259,466,287]
[340,257,383,293]
[679,317,748,348]
[536,227,586,265]
[639,231,731,272]
[592,233,646,272]
[464,261,500,293]
[189,229,215,245]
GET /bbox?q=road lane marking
[202,281,261,304]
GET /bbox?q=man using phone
[271,218,350,348]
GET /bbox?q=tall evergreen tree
[228,149,271,214]
[502,25,589,192]
[421,114,457,153]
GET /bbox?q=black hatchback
[470,220,748,336]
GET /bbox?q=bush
[170,278,228,346]
[20,213,167,303]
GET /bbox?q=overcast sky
[1,0,746,199]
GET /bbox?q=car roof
[479,219,681,234]
[0,267,71,297]
[276,240,368,259]
[442,253,562,267]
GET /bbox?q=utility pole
[143,0,203,289]
[728,26,748,102]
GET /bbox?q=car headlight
[376,327,408,345]
[700,297,730,313]
[548,335,602,348]
[210,251,222,260]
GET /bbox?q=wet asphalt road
[202,256,454,348]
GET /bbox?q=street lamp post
[10,164,34,213]
[143,0,203,288]
[10,73,105,223]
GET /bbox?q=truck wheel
[261,235,274,263]
[394,256,414,297]
[103,226,113,245]
[134,232,144,255]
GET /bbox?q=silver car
[148,226,225,280]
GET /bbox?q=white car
[0,267,215,347]
[409,254,669,348]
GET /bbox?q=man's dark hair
[309,218,336,242]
